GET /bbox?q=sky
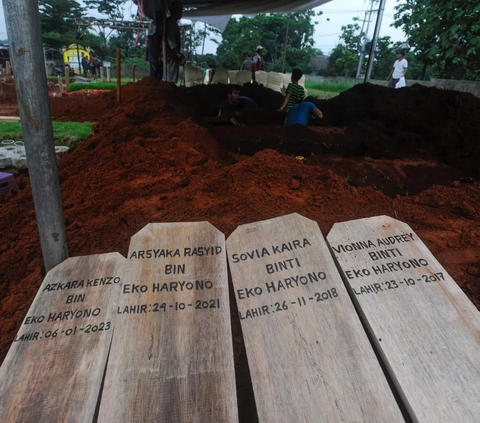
[0,0,407,55]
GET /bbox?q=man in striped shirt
[277,68,323,126]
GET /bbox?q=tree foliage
[339,18,364,52]
[327,19,397,79]
[83,0,125,19]
[39,0,85,48]
[215,12,322,73]
[335,48,358,77]
[393,0,480,80]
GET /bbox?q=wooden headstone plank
[226,213,404,423]
[98,222,238,423]
[0,253,125,423]
[327,215,480,423]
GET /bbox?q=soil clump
[1,78,480,422]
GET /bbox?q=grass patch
[306,89,341,99]
[68,82,120,92]
[0,121,95,148]
[305,80,356,95]
[67,78,144,92]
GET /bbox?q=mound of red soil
[1,79,480,422]
[0,79,19,116]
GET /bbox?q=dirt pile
[312,83,480,177]
[0,79,19,117]
[1,79,480,421]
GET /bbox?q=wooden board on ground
[98,222,238,423]
[0,116,20,122]
[327,215,480,423]
[0,253,125,423]
[226,213,404,423]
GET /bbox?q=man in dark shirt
[81,53,89,78]
[219,87,258,125]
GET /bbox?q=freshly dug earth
[1,79,479,422]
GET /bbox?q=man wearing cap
[251,46,263,80]
[387,51,408,88]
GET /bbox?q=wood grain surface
[0,253,125,423]
[327,215,480,423]
[98,222,238,423]
[227,213,404,423]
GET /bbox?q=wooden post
[99,65,104,82]
[116,48,121,103]
[132,64,136,83]
[107,67,111,82]
[57,75,63,96]
[64,66,70,92]
[3,0,68,271]
[0,253,125,422]
[6,60,11,77]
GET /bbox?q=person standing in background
[387,51,408,88]
[251,46,263,80]
[81,52,89,78]
[241,53,253,71]
[162,1,185,83]
[89,53,97,77]
[146,19,162,79]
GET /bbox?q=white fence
[183,66,307,95]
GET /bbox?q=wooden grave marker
[227,213,404,423]
[98,222,238,423]
[327,215,480,423]
[0,253,125,423]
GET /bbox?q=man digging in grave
[218,86,258,126]
[278,68,324,126]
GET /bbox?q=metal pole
[281,14,291,74]
[162,0,167,81]
[364,0,386,83]
[356,0,375,78]
[201,22,206,56]
[76,40,81,77]
[2,0,68,271]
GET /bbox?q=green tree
[83,0,127,53]
[393,0,480,80]
[215,11,321,72]
[335,48,358,77]
[370,36,396,79]
[39,0,85,49]
[84,0,125,19]
[196,53,218,69]
[339,18,364,52]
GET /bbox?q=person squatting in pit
[218,86,258,125]
[278,68,324,126]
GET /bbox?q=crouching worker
[219,87,258,125]
[277,68,323,125]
